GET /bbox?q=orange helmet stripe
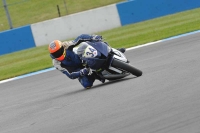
[49,40,66,61]
[56,50,66,61]
[49,40,62,53]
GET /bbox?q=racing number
[86,48,96,57]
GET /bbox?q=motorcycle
[75,40,142,80]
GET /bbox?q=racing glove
[80,68,93,76]
[72,34,103,46]
[80,68,89,76]
[92,35,102,41]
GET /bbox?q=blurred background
[0,0,124,31]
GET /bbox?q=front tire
[111,59,142,77]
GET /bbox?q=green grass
[0,0,124,31]
[0,8,200,81]
[0,45,50,80]
[100,8,200,48]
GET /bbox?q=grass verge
[0,8,200,81]
[0,0,124,31]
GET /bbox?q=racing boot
[92,72,105,83]
[96,75,105,83]
[117,48,126,53]
[99,78,105,83]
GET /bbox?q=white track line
[1,30,200,84]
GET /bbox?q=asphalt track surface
[1,33,200,133]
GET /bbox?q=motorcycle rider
[48,34,125,89]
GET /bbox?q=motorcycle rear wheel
[111,59,142,77]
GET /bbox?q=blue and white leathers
[50,34,101,88]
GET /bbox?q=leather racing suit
[51,34,103,88]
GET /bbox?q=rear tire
[111,59,142,77]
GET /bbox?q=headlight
[107,46,111,52]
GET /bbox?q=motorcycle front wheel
[111,59,143,77]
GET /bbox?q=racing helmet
[48,40,66,61]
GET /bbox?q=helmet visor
[51,46,64,58]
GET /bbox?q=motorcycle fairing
[86,41,110,57]
[81,57,106,70]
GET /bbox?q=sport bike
[75,41,142,80]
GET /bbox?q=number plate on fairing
[83,45,98,58]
